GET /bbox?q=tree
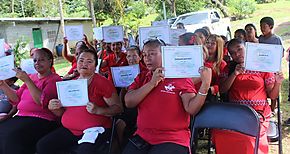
[210,0,230,17]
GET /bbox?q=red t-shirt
[195,60,227,95]
[61,74,116,136]
[128,71,196,147]
[67,57,77,75]
[228,70,275,112]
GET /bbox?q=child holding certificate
[123,39,212,154]
[0,48,61,154]
[36,49,123,154]
[214,39,284,154]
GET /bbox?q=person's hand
[93,39,98,45]
[199,66,212,85]
[274,71,284,84]
[149,68,164,87]
[234,64,245,76]
[83,34,89,44]
[72,69,80,77]
[48,99,62,110]
[63,37,68,44]
[13,68,30,83]
[86,102,99,114]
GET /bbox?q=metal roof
[0,17,101,22]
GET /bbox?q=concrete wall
[1,20,93,55]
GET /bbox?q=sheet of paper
[0,39,5,57]
[21,59,37,74]
[102,26,124,43]
[95,59,102,73]
[162,46,203,78]
[65,25,84,41]
[170,29,186,46]
[111,65,140,87]
[245,42,283,72]
[56,79,89,107]
[151,20,169,26]
[0,55,16,80]
[138,26,171,49]
[93,27,103,40]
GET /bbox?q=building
[0,17,99,55]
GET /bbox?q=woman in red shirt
[36,49,123,154]
[123,39,212,154]
[214,39,284,154]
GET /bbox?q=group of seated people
[0,16,286,154]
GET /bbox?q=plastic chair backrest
[192,102,260,154]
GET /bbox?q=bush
[256,0,277,4]
[228,0,256,20]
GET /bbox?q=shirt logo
[161,83,176,94]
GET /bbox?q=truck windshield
[175,12,208,25]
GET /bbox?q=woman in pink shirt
[0,48,61,154]
[36,49,122,154]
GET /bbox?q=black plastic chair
[191,102,260,154]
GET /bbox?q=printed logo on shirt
[161,83,176,94]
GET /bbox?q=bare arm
[0,81,19,103]
[62,37,75,62]
[14,69,42,105]
[125,68,164,108]
[181,67,211,116]
[266,72,284,99]
[219,64,245,93]
[87,92,123,117]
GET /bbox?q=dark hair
[194,28,210,38]
[77,49,98,67]
[143,38,166,50]
[127,45,141,56]
[34,48,54,68]
[179,32,202,45]
[234,29,246,37]
[227,39,245,53]
[245,23,258,38]
[260,17,274,27]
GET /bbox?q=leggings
[37,126,111,154]
[0,116,57,154]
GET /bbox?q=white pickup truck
[171,10,232,39]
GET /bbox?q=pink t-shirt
[12,73,62,121]
[128,71,196,147]
[61,74,116,136]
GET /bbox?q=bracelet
[198,91,208,96]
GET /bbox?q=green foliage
[228,0,256,20]
[154,0,208,20]
[255,0,277,4]
[64,0,90,17]
[13,37,30,68]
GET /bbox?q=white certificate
[56,79,89,107]
[151,20,168,26]
[170,29,186,46]
[162,46,203,78]
[95,59,102,73]
[102,26,124,43]
[0,39,5,57]
[138,26,170,49]
[245,42,283,72]
[0,55,16,80]
[65,25,84,41]
[21,59,37,74]
[93,27,103,40]
[111,65,140,87]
